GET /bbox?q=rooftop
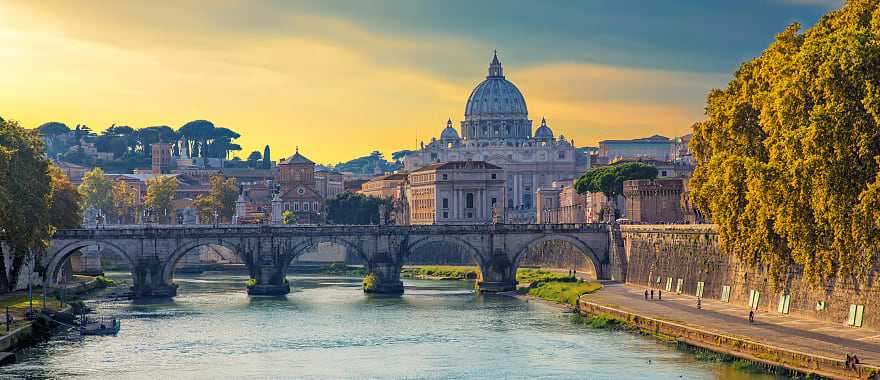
[411,160,502,173]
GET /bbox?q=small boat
[78,312,121,336]
[80,318,120,336]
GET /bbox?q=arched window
[466,193,474,209]
[303,202,310,211]
[313,202,319,211]
[293,202,300,211]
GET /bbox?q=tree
[192,176,237,223]
[325,192,391,225]
[143,176,178,223]
[37,122,71,136]
[246,151,262,168]
[78,168,114,213]
[574,162,658,198]
[688,1,880,288]
[262,145,271,169]
[48,164,82,229]
[111,180,137,224]
[0,118,52,292]
[282,210,295,225]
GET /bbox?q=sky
[0,0,842,164]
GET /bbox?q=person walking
[748,310,755,324]
[697,298,701,310]
[644,290,649,300]
[658,290,662,300]
[650,290,654,299]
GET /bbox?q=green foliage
[333,151,399,174]
[362,273,379,291]
[317,263,366,276]
[0,118,53,291]
[281,210,296,225]
[144,176,178,223]
[527,280,601,305]
[689,1,880,287]
[37,122,70,135]
[325,192,392,225]
[401,266,479,279]
[48,164,82,229]
[95,275,115,287]
[574,162,658,197]
[193,175,238,223]
[111,180,136,224]
[78,168,113,212]
[515,268,575,284]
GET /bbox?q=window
[443,212,448,219]
[508,199,514,208]
[293,202,300,211]
[442,174,448,180]
[777,294,791,314]
[661,170,668,177]
[558,151,565,159]
[313,202,319,211]
[491,197,497,206]
[467,212,473,218]
[748,289,761,310]
[303,202,310,211]
[491,173,497,179]
[466,193,474,209]
[442,198,449,209]
[848,304,865,327]
[522,194,532,209]
[721,286,731,302]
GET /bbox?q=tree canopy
[48,164,82,229]
[144,176,178,223]
[325,192,391,225]
[574,162,658,198]
[78,168,114,213]
[193,176,238,223]
[688,1,880,287]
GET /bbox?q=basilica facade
[402,52,588,219]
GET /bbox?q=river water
[2,272,779,379]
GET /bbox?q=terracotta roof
[279,151,314,165]
[368,173,407,181]
[411,160,502,173]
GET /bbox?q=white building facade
[402,53,588,221]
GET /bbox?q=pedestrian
[650,290,654,299]
[845,354,852,370]
[658,290,662,300]
[748,310,754,324]
[645,290,649,300]
[697,298,701,310]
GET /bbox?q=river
[2,272,780,379]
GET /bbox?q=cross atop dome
[488,50,504,78]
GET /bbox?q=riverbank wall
[577,300,878,380]
[617,225,880,330]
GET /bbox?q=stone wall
[620,225,880,330]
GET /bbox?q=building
[151,142,173,174]
[52,160,90,184]
[597,135,674,164]
[276,149,323,221]
[359,173,408,200]
[623,178,685,223]
[406,161,504,225]
[401,52,587,221]
[314,169,345,200]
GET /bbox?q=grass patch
[317,263,366,277]
[527,280,601,305]
[95,275,115,287]
[515,268,575,284]
[401,266,478,280]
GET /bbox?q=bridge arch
[513,234,604,280]
[405,235,483,266]
[45,240,135,286]
[161,239,250,284]
[281,236,368,272]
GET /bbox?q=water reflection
[2,272,781,379]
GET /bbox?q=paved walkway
[580,283,880,366]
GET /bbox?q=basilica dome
[464,52,528,120]
[440,119,459,140]
[534,117,554,141]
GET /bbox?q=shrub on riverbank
[401,266,478,280]
[363,273,378,291]
[246,278,257,287]
[527,280,601,305]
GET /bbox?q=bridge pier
[476,253,517,293]
[364,255,403,294]
[133,257,178,297]
[247,264,290,296]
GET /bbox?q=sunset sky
[0,1,840,164]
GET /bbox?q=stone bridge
[40,223,617,298]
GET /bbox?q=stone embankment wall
[619,225,880,330]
